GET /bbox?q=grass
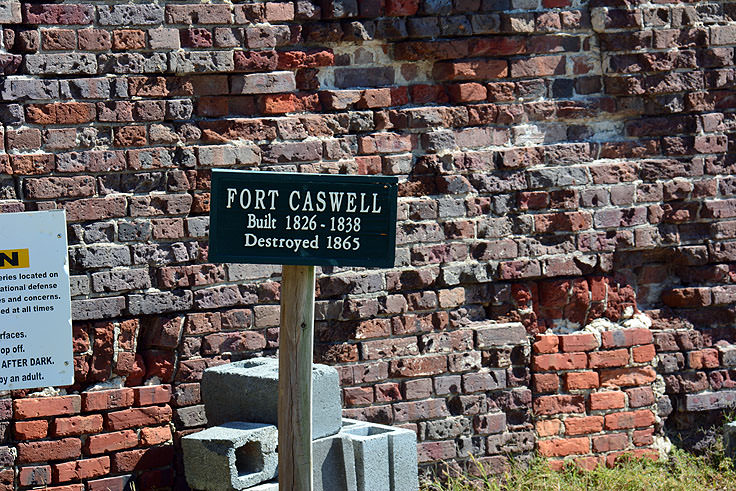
[421,446,736,491]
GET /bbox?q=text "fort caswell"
[225,189,383,214]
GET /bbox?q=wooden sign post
[278,265,315,489]
[209,170,398,490]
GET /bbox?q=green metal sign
[209,170,398,267]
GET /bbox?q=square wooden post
[278,264,315,491]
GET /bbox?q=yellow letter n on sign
[0,249,29,269]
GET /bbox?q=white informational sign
[0,210,73,390]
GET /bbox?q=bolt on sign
[0,210,73,390]
[209,170,398,267]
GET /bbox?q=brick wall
[3,0,736,487]
[532,328,660,469]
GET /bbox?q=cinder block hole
[236,441,264,476]
[346,426,392,437]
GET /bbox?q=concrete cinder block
[726,421,736,459]
[201,358,342,439]
[342,424,390,491]
[342,421,418,491]
[247,481,278,491]
[181,422,278,490]
[313,432,358,491]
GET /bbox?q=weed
[421,446,736,491]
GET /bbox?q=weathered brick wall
[2,0,736,487]
[532,328,660,469]
[8,386,174,490]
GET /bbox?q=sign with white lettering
[0,210,73,390]
[209,170,398,267]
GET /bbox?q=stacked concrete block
[201,358,342,439]
[312,432,358,491]
[342,420,418,491]
[725,421,736,459]
[343,424,390,490]
[181,422,278,491]
[187,356,419,491]
[246,482,278,491]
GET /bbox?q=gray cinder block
[343,421,418,491]
[313,433,358,491]
[201,358,342,439]
[725,421,736,458]
[386,425,419,491]
[342,425,390,491]
[247,481,278,491]
[181,422,278,490]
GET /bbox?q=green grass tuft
[421,447,736,491]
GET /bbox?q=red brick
[565,416,604,436]
[34,485,83,491]
[592,433,629,452]
[134,385,172,406]
[537,437,589,457]
[560,333,598,352]
[433,60,508,81]
[85,430,138,455]
[604,409,656,430]
[688,348,720,369]
[589,391,626,411]
[264,2,294,21]
[18,438,81,463]
[632,344,656,363]
[26,103,95,125]
[19,465,51,487]
[565,371,600,390]
[385,0,419,16]
[53,414,103,437]
[389,356,447,378]
[472,413,506,435]
[87,475,131,491]
[23,4,93,24]
[601,329,654,348]
[14,420,49,440]
[78,28,111,50]
[600,367,657,387]
[626,387,655,408]
[536,419,562,437]
[110,445,174,473]
[633,428,655,446]
[14,396,80,419]
[606,449,658,467]
[358,88,392,108]
[9,154,55,176]
[572,456,601,470]
[588,349,630,369]
[112,29,145,50]
[82,389,134,412]
[532,353,587,371]
[535,211,591,233]
[533,373,559,393]
[140,425,172,446]
[533,395,585,415]
[661,288,711,308]
[53,457,110,482]
[533,335,559,354]
[64,197,128,222]
[511,55,565,78]
[105,406,172,430]
[344,387,373,406]
[417,440,456,462]
[448,83,487,103]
